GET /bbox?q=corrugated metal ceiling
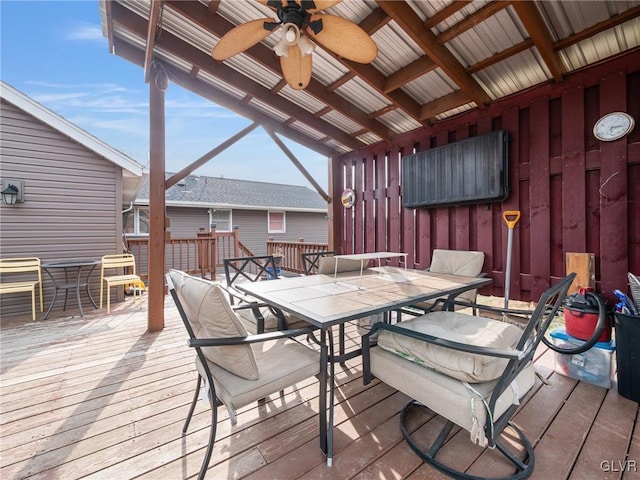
[102,0,640,157]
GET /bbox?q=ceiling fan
[211,0,378,90]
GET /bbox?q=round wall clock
[593,112,635,141]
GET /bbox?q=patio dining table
[237,264,492,466]
[41,259,101,319]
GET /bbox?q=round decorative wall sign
[593,111,635,141]
[341,188,355,208]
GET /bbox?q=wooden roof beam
[467,39,533,74]
[384,56,437,93]
[111,3,364,151]
[359,7,391,35]
[143,0,163,83]
[378,1,491,107]
[419,91,471,122]
[425,1,473,29]
[512,1,565,82]
[314,106,333,118]
[326,72,355,93]
[166,122,260,189]
[165,0,393,141]
[369,105,396,119]
[112,38,336,157]
[264,127,329,202]
[438,1,512,44]
[554,5,640,51]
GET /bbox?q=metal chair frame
[363,273,576,480]
[167,272,327,480]
[0,257,44,320]
[301,251,337,275]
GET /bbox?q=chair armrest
[189,327,317,347]
[366,322,524,360]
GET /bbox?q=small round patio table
[41,259,101,319]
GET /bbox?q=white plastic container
[550,328,615,389]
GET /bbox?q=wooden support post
[148,65,166,331]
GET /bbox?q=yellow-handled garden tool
[503,211,521,309]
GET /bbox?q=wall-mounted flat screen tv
[402,130,509,208]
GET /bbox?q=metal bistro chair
[301,250,337,275]
[363,273,576,480]
[100,253,142,314]
[0,257,44,320]
[166,269,326,480]
[223,255,308,333]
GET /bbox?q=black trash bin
[614,312,640,402]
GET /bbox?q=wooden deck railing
[127,229,241,281]
[267,239,330,274]
[126,233,328,280]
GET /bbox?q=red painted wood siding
[332,50,640,303]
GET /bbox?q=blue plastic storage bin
[549,328,615,389]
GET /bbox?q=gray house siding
[232,210,268,255]
[0,99,123,317]
[273,211,328,244]
[166,206,209,238]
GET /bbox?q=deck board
[1,297,638,479]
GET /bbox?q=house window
[268,211,286,233]
[210,209,231,232]
[124,207,149,236]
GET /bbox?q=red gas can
[563,288,611,342]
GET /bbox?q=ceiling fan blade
[256,0,285,11]
[212,19,279,60]
[304,1,341,12]
[280,44,313,90]
[306,14,377,63]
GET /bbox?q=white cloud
[66,22,104,42]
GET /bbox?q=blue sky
[0,0,329,189]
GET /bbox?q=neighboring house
[0,81,146,318]
[130,174,328,255]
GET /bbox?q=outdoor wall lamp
[1,179,24,205]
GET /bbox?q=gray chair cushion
[168,269,259,381]
[317,256,366,274]
[370,345,535,444]
[196,336,320,418]
[414,249,485,310]
[377,312,523,383]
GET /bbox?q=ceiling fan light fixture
[274,35,289,57]
[298,34,315,57]
[283,23,300,45]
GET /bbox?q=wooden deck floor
[1,295,639,480]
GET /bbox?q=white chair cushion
[196,336,320,414]
[317,257,365,274]
[370,345,535,441]
[377,312,523,383]
[168,270,259,381]
[428,249,485,305]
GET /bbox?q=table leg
[42,268,57,320]
[326,327,335,466]
[74,267,84,317]
[85,264,98,309]
[63,268,70,311]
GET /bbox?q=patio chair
[301,250,337,275]
[223,255,308,333]
[99,253,142,314]
[408,249,485,315]
[166,269,325,480]
[0,257,44,320]
[363,273,575,480]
